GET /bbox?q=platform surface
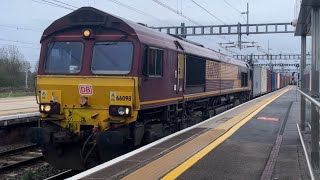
[177,87,308,180]
[71,86,309,180]
[0,96,38,117]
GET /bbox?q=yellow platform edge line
[161,87,291,180]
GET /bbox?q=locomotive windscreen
[91,42,133,75]
[44,42,83,74]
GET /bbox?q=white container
[253,65,261,97]
[260,68,267,94]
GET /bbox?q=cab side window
[143,47,163,77]
[241,72,248,87]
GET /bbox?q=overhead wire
[151,0,240,55]
[0,43,40,50]
[105,0,235,55]
[223,0,247,22]
[0,38,39,45]
[106,0,174,26]
[189,0,251,55]
[31,0,240,56]
[0,24,41,32]
[222,0,271,55]
[40,0,76,10]
[191,0,226,25]
[151,0,202,26]
[32,0,64,9]
[32,0,76,10]
[51,0,78,9]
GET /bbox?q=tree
[0,45,32,87]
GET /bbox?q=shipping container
[267,70,272,93]
[285,76,287,86]
[277,73,281,89]
[260,68,267,94]
[253,66,261,97]
[285,76,288,86]
[286,76,288,86]
[271,71,276,91]
[280,74,282,88]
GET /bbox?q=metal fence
[295,0,320,177]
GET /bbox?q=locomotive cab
[29,7,144,169]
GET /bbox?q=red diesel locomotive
[29,7,254,170]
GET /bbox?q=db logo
[78,84,93,95]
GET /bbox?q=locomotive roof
[42,7,247,67]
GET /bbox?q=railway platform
[0,96,39,126]
[70,86,310,180]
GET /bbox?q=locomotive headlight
[83,30,91,37]
[39,102,60,114]
[44,105,51,112]
[117,107,125,115]
[40,105,45,111]
[109,105,131,117]
[125,108,130,115]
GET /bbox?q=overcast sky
[1,0,306,71]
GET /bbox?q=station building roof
[295,0,320,36]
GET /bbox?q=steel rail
[45,170,79,180]
[0,145,43,172]
[0,156,44,172]
[297,124,315,180]
[0,144,38,157]
[297,89,320,108]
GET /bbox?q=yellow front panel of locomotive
[37,76,141,133]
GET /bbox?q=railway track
[0,144,44,172]
[45,169,80,180]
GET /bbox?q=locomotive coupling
[96,131,124,148]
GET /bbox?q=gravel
[0,143,35,154]
[0,143,68,180]
[0,161,67,180]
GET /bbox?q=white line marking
[0,112,39,121]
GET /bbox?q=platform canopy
[295,0,320,36]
